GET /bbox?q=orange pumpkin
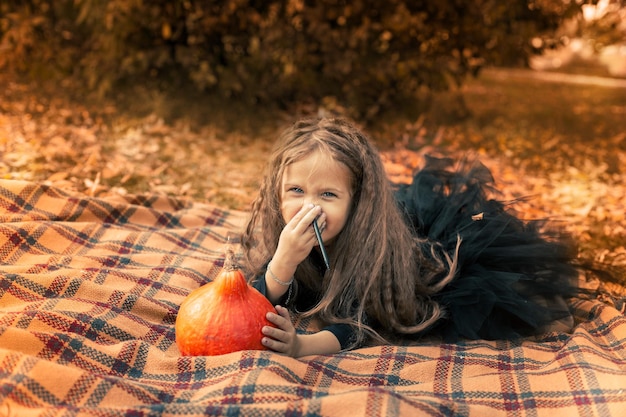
[175,249,277,356]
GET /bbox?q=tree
[0,0,607,120]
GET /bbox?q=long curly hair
[241,117,459,347]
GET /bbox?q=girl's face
[280,150,353,245]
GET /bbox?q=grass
[409,69,626,177]
[429,69,625,141]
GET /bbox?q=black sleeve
[251,273,267,293]
[322,323,357,351]
[251,273,291,306]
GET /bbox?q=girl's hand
[261,305,300,357]
[274,204,325,270]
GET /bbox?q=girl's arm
[262,305,341,357]
[293,332,342,357]
[263,260,296,304]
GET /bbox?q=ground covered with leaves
[1,69,625,293]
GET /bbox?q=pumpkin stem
[224,246,238,271]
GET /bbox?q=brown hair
[241,117,458,347]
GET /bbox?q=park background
[1,0,625,285]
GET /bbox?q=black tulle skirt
[394,155,582,342]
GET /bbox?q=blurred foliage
[580,0,626,50]
[0,0,611,120]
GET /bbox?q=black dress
[395,155,581,342]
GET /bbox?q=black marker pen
[313,219,330,271]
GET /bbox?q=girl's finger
[262,325,282,340]
[275,305,291,320]
[296,205,322,232]
[288,203,316,228]
[315,213,327,234]
[262,326,291,350]
[266,310,289,329]
[262,335,286,352]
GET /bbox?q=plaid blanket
[1,179,625,417]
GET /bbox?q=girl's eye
[288,187,303,194]
[322,191,337,198]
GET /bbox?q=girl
[241,116,580,357]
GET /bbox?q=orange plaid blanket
[1,179,625,416]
